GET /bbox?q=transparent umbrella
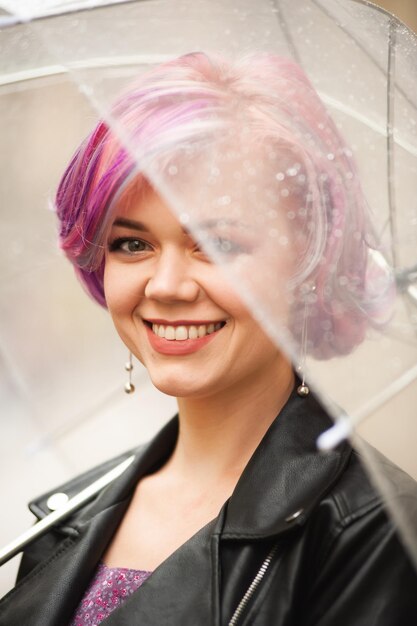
[1,0,417,570]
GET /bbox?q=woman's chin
[149,375,207,399]
[151,375,193,398]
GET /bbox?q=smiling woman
[1,52,416,626]
[104,185,291,400]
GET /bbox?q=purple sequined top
[70,562,152,625]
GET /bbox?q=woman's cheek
[104,265,136,314]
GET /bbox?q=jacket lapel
[0,419,180,626]
[102,512,225,626]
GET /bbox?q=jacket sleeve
[305,495,417,625]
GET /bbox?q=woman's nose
[144,250,200,302]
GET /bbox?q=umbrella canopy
[1,0,416,573]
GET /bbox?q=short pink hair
[55,52,393,359]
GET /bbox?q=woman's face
[104,184,293,399]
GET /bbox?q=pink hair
[55,52,393,359]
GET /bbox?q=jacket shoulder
[29,447,141,521]
[304,446,417,624]
[328,443,417,524]
[309,442,417,573]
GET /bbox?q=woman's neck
[167,360,294,488]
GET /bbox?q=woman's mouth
[149,321,224,340]
[143,320,226,355]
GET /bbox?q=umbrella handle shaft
[0,455,135,567]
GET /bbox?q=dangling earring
[124,352,135,394]
[297,376,310,397]
[297,284,314,397]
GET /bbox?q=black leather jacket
[1,386,417,625]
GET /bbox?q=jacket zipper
[227,544,278,626]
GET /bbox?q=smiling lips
[144,320,226,355]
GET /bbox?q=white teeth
[175,326,188,340]
[165,326,175,340]
[151,322,224,340]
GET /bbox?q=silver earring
[124,352,135,394]
[297,379,310,397]
[297,284,314,397]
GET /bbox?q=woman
[1,53,416,625]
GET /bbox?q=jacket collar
[222,385,351,538]
[34,382,350,539]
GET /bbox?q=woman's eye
[205,236,247,255]
[108,237,151,254]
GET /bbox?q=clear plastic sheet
[1,0,417,568]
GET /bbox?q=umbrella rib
[311,0,417,113]
[0,0,145,27]
[352,362,417,426]
[317,360,417,450]
[24,384,133,457]
[316,91,417,157]
[271,0,301,65]
[0,56,173,87]
[386,19,399,269]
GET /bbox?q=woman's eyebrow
[112,218,149,231]
[112,217,188,234]
[196,218,250,230]
[111,216,249,233]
